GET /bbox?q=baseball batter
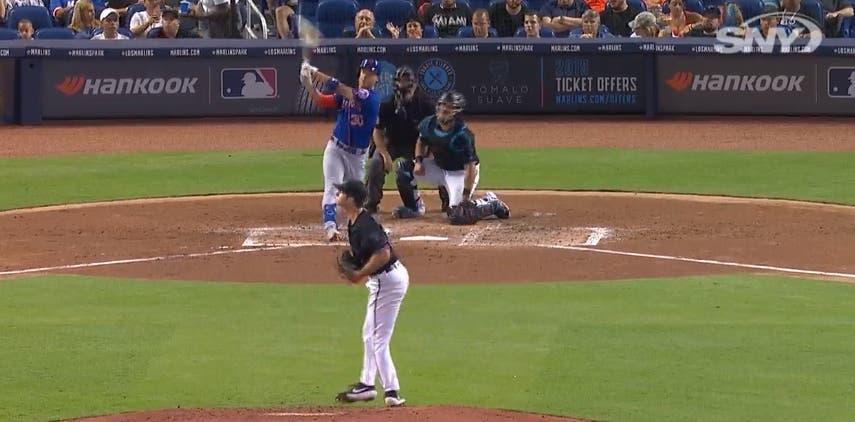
[300,59,382,241]
[395,91,511,225]
[333,179,409,407]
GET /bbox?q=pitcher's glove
[448,200,479,225]
[336,250,360,281]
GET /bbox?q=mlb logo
[827,67,855,99]
[221,68,277,99]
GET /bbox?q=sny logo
[221,68,277,99]
[56,75,86,96]
[827,67,855,98]
[665,72,693,92]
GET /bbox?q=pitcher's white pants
[359,261,409,392]
[322,140,366,228]
[415,158,480,207]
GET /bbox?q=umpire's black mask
[393,66,417,116]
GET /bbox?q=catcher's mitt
[336,250,361,281]
[448,200,480,225]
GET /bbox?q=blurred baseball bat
[299,19,321,63]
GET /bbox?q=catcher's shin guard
[395,160,421,211]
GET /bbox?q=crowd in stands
[0,0,852,40]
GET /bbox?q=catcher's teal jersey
[417,116,479,171]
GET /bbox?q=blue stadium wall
[2,38,855,124]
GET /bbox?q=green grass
[0,148,853,211]
[1,275,853,422]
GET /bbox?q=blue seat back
[0,28,19,39]
[34,27,75,38]
[374,0,415,28]
[7,6,54,30]
[316,0,358,37]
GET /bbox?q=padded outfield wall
[1,37,855,124]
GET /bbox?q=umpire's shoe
[384,390,406,407]
[335,382,377,403]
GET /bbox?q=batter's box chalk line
[241,225,612,248]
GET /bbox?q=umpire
[365,66,435,215]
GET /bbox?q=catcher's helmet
[437,91,466,113]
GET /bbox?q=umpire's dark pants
[364,154,388,214]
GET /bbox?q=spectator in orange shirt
[585,0,606,12]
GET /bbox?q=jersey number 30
[349,114,364,127]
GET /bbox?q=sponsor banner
[0,59,14,123]
[41,55,347,118]
[354,53,543,113]
[657,55,815,114]
[816,60,855,114]
[542,55,645,113]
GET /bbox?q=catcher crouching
[393,91,511,225]
[332,179,409,407]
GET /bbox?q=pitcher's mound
[66,406,586,421]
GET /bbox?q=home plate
[399,235,449,241]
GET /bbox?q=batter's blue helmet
[359,59,380,74]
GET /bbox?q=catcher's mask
[436,91,465,126]
[393,66,416,118]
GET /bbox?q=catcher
[332,179,409,408]
[394,90,511,225]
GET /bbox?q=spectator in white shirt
[130,0,162,37]
[92,8,130,39]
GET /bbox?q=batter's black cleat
[384,390,406,407]
[335,382,377,403]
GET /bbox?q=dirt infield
[65,406,584,422]
[3,117,854,421]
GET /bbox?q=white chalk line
[538,244,855,280]
[271,413,339,417]
[0,243,334,277]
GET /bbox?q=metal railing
[243,0,269,39]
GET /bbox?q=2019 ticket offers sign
[541,55,646,113]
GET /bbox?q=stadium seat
[125,3,146,28]
[525,0,546,12]
[0,28,19,39]
[735,0,763,20]
[316,0,357,37]
[374,0,414,28]
[514,26,554,37]
[6,6,54,30]
[799,0,824,26]
[421,24,438,37]
[456,26,498,36]
[626,0,646,11]
[842,17,853,38]
[703,0,725,7]
[683,0,704,13]
[469,0,491,9]
[299,0,322,23]
[357,0,375,11]
[34,27,75,38]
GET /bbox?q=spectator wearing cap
[522,11,543,36]
[569,8,614,36]
[130,0,162,37]
[539,0,589,37]
[148,6,200,37]
[387,15,423,38]
[684,6,721,36]
[470,8,495,37]
[69,0,100,38]
[423,0,472,38]
[17,18,34,39]
[342,9,381,38]
[628,11,658,36]
[488,0,527,37]
[820,0,853,37]
[600,0,640,36]
[92,8,130,38]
